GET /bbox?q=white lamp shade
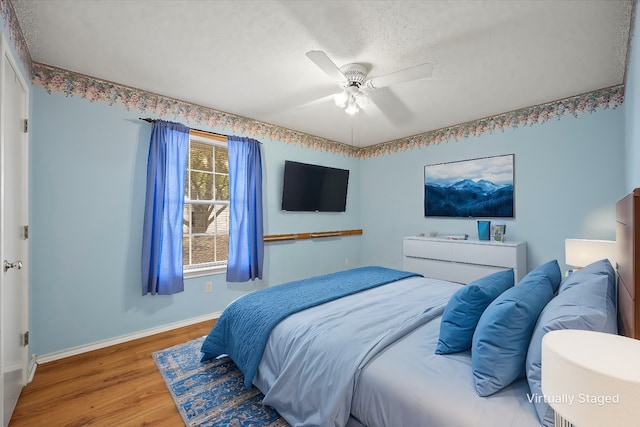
[541,330,640,427]
[565,239,616,268]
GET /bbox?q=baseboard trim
[35,312,221,365]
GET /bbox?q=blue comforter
[200,266,420,387]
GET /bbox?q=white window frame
[183,132,229,278]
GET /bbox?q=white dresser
[403,236,527,284]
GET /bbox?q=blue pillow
[543,258,562,293]
[559,258,614,293]
[435,269,514,354]
[526,260,617,427]
[471,260,559,397]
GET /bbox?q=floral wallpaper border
[33,62,624,159]
[0,0,32,77]
[358,85,624,158]
[33,63,359,157]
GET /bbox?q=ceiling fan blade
[306,50,347,84]
[368,87,413,127]
[365,63,434,90]
[294,93,337,110]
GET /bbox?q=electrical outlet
[205,282,213,293]
[344,258,349,267]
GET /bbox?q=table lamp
[565,239,616,269]
[541,329,640,427]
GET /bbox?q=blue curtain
[226,136,264,282]
[141,120,190,295]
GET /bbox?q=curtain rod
[139,118,229,141]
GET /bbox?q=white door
[0,41,29,427]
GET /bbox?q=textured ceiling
[11,0,634,147]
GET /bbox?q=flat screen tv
[281,160,349,212]
[424,154,514,218]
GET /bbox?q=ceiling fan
[306,50,434,117]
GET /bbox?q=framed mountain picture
[424,154,514,218]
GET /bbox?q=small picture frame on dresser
[492,224,506,242]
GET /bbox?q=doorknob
[3,260,22,272]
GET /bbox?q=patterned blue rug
[152,336,288,427]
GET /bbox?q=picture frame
[492,224,507,242]
[424,154,515,218]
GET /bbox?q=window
[183,130,229,275]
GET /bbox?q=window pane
[190,141,214,172]
[204,205,221,233]
[182,236,191,266]
[190,171,213,200]
[215,174,229,201]
[191,204,213,234]
[215,205,230,233]
[191,235,215,265]
[183,204,191,234]
[216,233,229,262]
[215,148,228,174]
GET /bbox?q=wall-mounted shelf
[264,229,363,243]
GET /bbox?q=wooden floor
[9,320,215,427]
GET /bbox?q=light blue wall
[29,87,361,356]
[625,4,639,191]
[360,107,626,273]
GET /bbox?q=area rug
[152,336,289,427]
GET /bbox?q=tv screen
[281,161,349,212]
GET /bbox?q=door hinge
[21,331,29,347]
[23,119,28,133]
[23,225,28,240]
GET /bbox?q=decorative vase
[477,220,491,241]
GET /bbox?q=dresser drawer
[403,258,509,284]
[453,243,517,268]
[403,239,453,261]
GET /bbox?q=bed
[200,190,636,427]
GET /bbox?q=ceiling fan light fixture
[345,99,359,115]
[336,89,368,115]
[334,90,349,108]
[355,92,369,108]
[345,104,359,115]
